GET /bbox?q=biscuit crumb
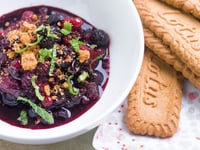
[21,51,38,70]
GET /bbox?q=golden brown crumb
[58,74,65,80]
[56,58,62,65]
[78,50,90,63]
[62,82,68,88]
[44,84,51,96]
[48,77,55,82]
[65,55,72,62]
[7,30,19,43]
[21,21,37,32]
[26,45,40,58]
[7,50,16,59]
[53,85,60,94]
[51,95,57,101]
[21,51,38,70]
[12,42,23,51]
[32,14,38,21]
[19,32,32,45]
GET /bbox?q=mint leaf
[46,26,58,39]
[35,25,45,33]
[17,97,54,124]
[90,54,104,71]
[49,44,57,76]
[77,71,89,83]
[69,38,84,52]
[15,35,44,54]
[60,22,72,35]
[90,44,97,49]
[31,75,45,101]
[67,75,79,95]
[17,110,28,125]
[38,48,52,62]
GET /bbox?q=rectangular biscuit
[144,26,200,89]
[134,0,200,76]
[125,49,183,138]
[159,0,200,19]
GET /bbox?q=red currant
[71,17,83,28]
[42,96,53,108]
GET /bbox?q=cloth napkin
[93,80,200,150]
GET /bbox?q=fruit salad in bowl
[0,5,110,129]
[0,0,144,144]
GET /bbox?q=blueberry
[64,96,81,108]
[90,29,109,47]
[56,107,71,120]
[84,82,99,101]
[28,109,38,118]
[60,62,70,71]
[39,37,56,49]
[47,14,64,25]
[1,93,18,106]
[90,70,104,85]
[8,67,22,80]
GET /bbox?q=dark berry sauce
[0,5,110,129]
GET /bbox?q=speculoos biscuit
[134,0,200,76]
[159,0,200,19]
[144,27,200,89]
[125,49,183,138]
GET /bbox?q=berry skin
[70,17,83,28]
[47,14,64,25]
[63,17,83,28]
[90,29,109,47]
[42,96,53,108]
[21,11,34,21]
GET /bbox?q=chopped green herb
[17,96,54,124]
[17,110,28,125]
[69,37,84,52]
[31,75,45,101]
[38,48,52,63]
[67,75,79,95]
[35,25,45,33]
[77,71,89,83]
[60,22,72,35]
[15,35,44,54]
[49,44,57,76]
[92,54,104,63]
[46,26,58,39]
[90,54,104,71]
[90,44,97,49]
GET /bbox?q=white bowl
[0,0,144,144]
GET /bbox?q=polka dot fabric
[93,80,200,150]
